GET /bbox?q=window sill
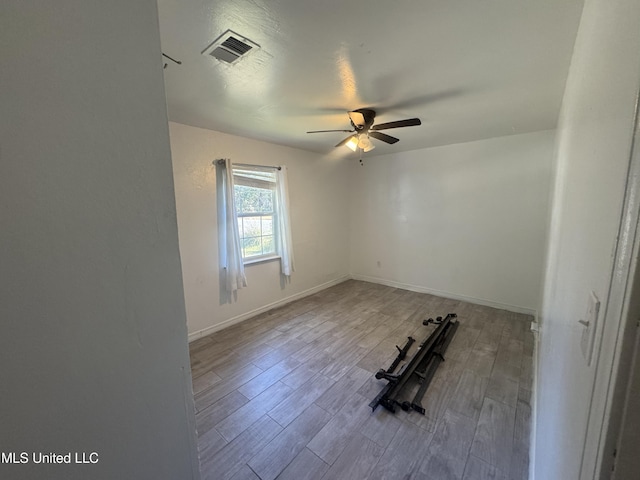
[243,255,281,266]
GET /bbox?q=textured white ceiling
[158,0,584,156]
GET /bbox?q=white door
[612,326,640,479]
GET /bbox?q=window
[217,159,294,290]
[233,167,278,261]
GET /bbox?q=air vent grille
[221,36,253,56]
[202,30,260,64]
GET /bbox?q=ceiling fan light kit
[345,136,359,152]
[344,133,376,153]
[307,108,421,155]
[357,134,375,152]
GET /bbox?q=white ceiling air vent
[202,30,260,64]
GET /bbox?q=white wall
[349,131,555,313]
[535,0,640,478]
[0,2,199,479]
[169,123,351,339]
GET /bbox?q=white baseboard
[189,274,539,343]
[187,275,350,342]
[350,274,538,317]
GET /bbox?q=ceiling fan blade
[371,118,421,130]
[335,135,356,148]
[307,129,354,133]
[369,131,400,144]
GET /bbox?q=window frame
[232,166,281,264]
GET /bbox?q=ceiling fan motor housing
[349,108,376,130]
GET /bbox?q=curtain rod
[214,159,281,170]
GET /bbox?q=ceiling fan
[306,108,421,152]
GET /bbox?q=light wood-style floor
[189,280,533,480]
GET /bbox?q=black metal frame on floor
[369,313,459,415]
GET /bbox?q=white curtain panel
[219,159,247,297]
[275,166,295,277]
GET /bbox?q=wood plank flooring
[189,280,533,480]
